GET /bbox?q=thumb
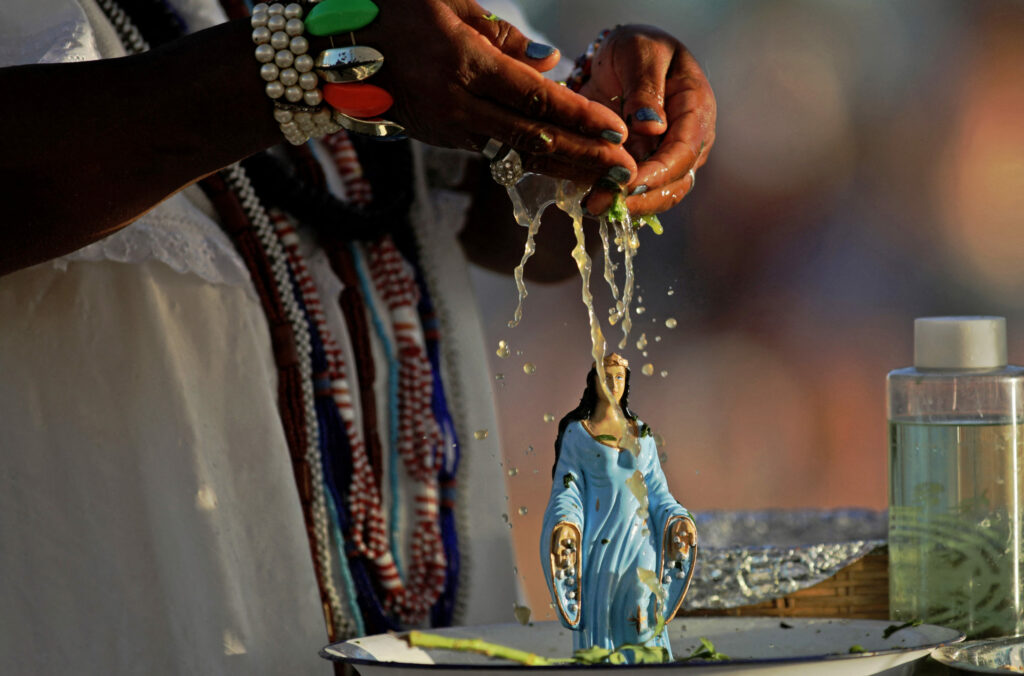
[616,38,671,134]
[465,1,561,72]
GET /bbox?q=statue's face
[601,364,627,404]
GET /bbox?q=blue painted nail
[525,41,557,59]
[601,129,624,144]
[634,107,663,124]
[630,184,649,195]
[604,165,631,184]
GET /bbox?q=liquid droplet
[495,373,505,380]
[665,318,678,329]
[474,429,489,440]
[502,513,509,523]
[660,370,669,378]
[543,413,555,423]
[516,350,523,356]
[655,335,662,342]
[642,363,654,376]
[636,333,647,350]
[525,445,535,455]
[508,467,519,477]
[496,340,511,359]
[659,452,668,464]
[523,362,537,375]
[513,566,519,576]
[638,296,643,304]
[636,306,646,315]
[667,287,675,296]
[518,506,528,516]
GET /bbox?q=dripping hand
[668,516,697,560]
[578,25,716,217]
[359,0,634,184]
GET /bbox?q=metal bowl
[932,637,1024,674]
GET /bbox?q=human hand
[357,0,635,184]
[667,516,697,560]
[577,25,716,217]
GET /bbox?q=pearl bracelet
[252,2,339,144]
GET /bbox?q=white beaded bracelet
[252,2,339,145]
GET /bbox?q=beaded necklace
[325,133,449,624]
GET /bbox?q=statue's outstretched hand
[668,516,698,560]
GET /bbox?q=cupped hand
[356,0,636,185]
[578,25,716,217]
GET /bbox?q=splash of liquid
[625,470,650,521]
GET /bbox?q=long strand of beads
[223,163,350,637]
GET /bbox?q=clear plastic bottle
[888,316,1024,638]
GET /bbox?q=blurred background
[465,0,1024,618]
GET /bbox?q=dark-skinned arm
[1,19,275,276]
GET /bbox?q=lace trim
[51,191,256,298]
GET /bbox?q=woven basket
[682,546,889,620]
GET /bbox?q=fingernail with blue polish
[634,107,663,124]
[605,165,631,185]
[601,129,624,144]
[630,184,649,195]
[526,41,557,59]
[595,178,621,192]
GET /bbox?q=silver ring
[490,147,523,187]
[482,137,504,160]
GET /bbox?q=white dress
[0,0,520,672]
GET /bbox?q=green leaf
[595,434,618,443]
[882,619,922,639]
[572,646,613,664]
[482,12,499,21]
[679,637,729,662]
[636,213,664,234]
[639,423,652,438]
[848,644,866,654]
[607,193,629,223]
[617,645,668,663]
[562,473,576,489]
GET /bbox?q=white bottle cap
[914,316,1007,369]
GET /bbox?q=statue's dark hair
[552,365,636,477]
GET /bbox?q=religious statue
[540,354,697,661]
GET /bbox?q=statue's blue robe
[541,420,694,661]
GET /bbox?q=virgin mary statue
[540,354,697,661]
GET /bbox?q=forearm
[1,18,280,275]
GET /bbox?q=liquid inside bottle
[889,417,1024,638]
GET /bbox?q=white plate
[321,617,964,676]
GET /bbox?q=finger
[622,168,697,216]
[462,31,629,143]
[628,49,715,195]
[581,183,620,216]
[522,153,628,186]
[614,32,673,136]
[465,0,562,72]
[465,97,637,177]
